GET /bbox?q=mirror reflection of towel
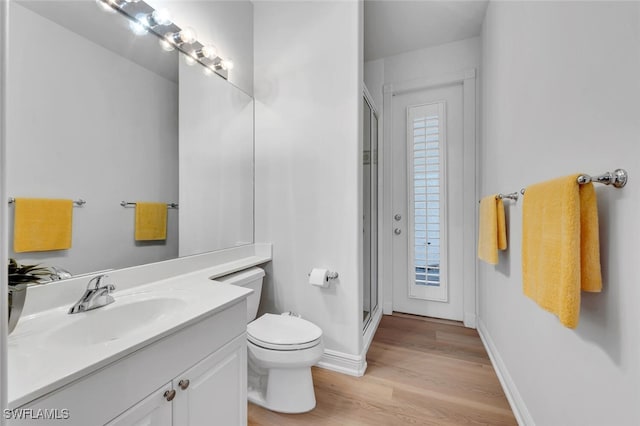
[135,202,167,241]
[522,174,602,329]
[14,198,73,252]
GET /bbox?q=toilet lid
[247,314,323,348]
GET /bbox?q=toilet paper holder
[307,270,339,280]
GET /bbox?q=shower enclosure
[363,90,379,330]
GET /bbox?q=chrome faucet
[68,274,116,314]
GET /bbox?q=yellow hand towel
[478,195,507,265]
[522,174,602,328]
[14,198,73,253]
[135,202,167,241]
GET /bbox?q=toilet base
[248,366,317,413]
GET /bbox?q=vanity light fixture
[168,28,197,46]
[139,9,172,28]
[96,0,117,13]
[95,0,231,79]
[195,45,217,60]
[129,15,149,35]
[97,0,138,11]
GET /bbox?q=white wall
[7,3,178,275]
[382,36,481,85]
[480,2,640,425]
[151,0,254,95]
[365,37,481,316]
[254,1,363,356]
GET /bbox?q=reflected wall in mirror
[6,0,254,277]
[179,55,254,257]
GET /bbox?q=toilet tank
[215,267,265,323]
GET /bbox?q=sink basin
[47,296,188,347]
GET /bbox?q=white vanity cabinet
[109,334,246,426]
[10,301,248,426]
[172,334,246,425]
[106,383,173,426]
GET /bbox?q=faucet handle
[87,274,112,290]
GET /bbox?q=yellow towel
[478,195,507,264]
[135,202,167,241]
[14,198,73,253]
[522,174,602,328]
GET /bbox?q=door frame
[382,69,477,328]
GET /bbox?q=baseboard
[477,320,535,426]
[463,311,477,329]
[316,349,367,377]
[383,301,393,315]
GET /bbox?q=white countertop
[7,247,271,408]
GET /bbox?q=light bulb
[195,45,217,60]
[170,28,197,45]
[124,0,141,2]
[221,59,234,71]
[129,16,148,35]
[203,67,214,76]
[150,9,171,26]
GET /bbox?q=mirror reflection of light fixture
[159,37,175,52]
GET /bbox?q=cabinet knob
[164,389,176,402]
[179,379,190,390]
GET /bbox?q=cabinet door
[106,383,173,426]
[173,334,247,426]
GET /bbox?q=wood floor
[248,314,517,426]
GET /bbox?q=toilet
[216,267,324,413]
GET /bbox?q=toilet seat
[248,314,323,351]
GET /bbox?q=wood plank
[248,315,517,425]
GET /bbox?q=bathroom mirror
[6,0,254,276]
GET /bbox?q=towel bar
[496,192,519,202]
[120,201,179,209]
[577,169,627,188]
[8,197,86,206]
[478,192,519,204]
[521,169,628,194]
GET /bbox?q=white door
[392,83,464,321]
[106,383,173,426]
[172,334,247,426]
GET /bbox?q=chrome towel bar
[521,169,628,195]
[120,201,179,209]
[8,197,86,206]
[496,192,519,202]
